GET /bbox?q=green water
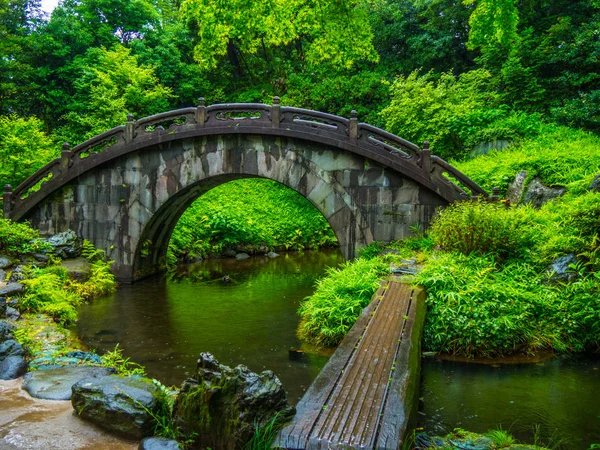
[419,356,600,449]
[74,250,343,404]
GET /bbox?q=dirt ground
[0,378,138,450]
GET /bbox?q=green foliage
[465,0,521,52]
[101,344,147,376]
[243,412,286,450]
[486,428,515,447]
[0,218,51,256]
[430,201,538,261]
[0,115,57,188]
[415,252,600,356]
[298,257,389,346]
[169,179,337,262]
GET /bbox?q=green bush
[297,257,389,346]
[21,271,82,325]
[0,218,51,256]
[169,179,337,262]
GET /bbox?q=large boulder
[522,177,565,208]
[24,366,113,400]
[172,352,294,450]
[0,338,27,380]
[45,230,82,259]
[71,375,166,439]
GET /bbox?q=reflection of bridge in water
[3,98,487,282]
[276,279,426,449]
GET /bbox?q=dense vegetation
[299,128,600,356]
[168,179,337,263]
[1,0,599,358]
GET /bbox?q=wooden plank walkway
[275,279,426,450]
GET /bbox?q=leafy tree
[0,115,56,188]
[59,45,174,143]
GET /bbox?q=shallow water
[419,355,600,449]
[75,250,344,404]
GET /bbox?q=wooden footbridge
[275,279,426,449]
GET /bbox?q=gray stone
[72,375,166,439]
[0,297,5,317]
[0,355,27,379]
[173,352,293,450]
[266,251,279,258]
[0,255,14,270]
[60,257,91,281]
[522,177,565,208]
[221,248,237,258]
[0,320,14,340]
[507,170,527,204]
[548,253,578,282]
[0,269,6,282]
[45,230,82,259]
[23,366,113,400]
[235,252,250,260]
[33,253,49,262]
[0,283,23,297]
[5,306,20,320]
[8,267,25,282]
[0,339,24,358]
[138,437,180,450]
[589,174,600,192]
[66,350,103,364]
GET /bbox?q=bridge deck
[275,279,426,449]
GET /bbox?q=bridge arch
[3,99,488,281]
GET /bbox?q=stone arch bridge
[3,99,487,282]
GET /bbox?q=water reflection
[75,250,344,404]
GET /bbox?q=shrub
[21,272,82,325]
[298,257,389,346]
[0,218,51,256]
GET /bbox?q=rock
[5,306,20,320]
[221,248,237,258]
[71,375,166,439]
[0,297,6,317]
[0,339,25,358]
[548,253,578,282]
[0,269,5,282]
[589,174,600,192]
[521,177,565,208]
[173,352,294,450]
[266,251,279,258]
[507,170,527,204]
[0,355,27,379]
[8,267,25,282]
[45,230,82,259]
[24,366,113,401]
[0,320,15,341]
[0,282,23,297]
[33,253,49,263]
[66,350,103,364]
[0,255,14,270]
[138,437,180,450]
[59,257,91,281]
[235,252,250,260]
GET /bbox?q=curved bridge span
[3,99,487,281]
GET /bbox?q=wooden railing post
[61,143,71,172]
[271,96,280,128]
[3,184,12,218]
[421,141,431,176]
[125,114,135,143]
[349,110,358,141]
[196,97,206,126]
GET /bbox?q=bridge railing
[3,98,490,220]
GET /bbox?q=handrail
[4,98,489,221]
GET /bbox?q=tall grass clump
[298,257,389,346]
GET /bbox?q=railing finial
[125,114,135,143]
[196,97,206,126]
[271,96,281,129]
[61,143,72,171]
[349,110,358,141]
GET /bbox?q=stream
[75,251,600,448]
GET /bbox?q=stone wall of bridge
[24,134,447,281]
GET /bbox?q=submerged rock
[71,375,166,439]
[235,252,250,260]
[24,366,113,400]
[138,437,180,450]
[266,251,279,258]
[522,177,565,208]
[173,352,294,450]
[45,230,82,259]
